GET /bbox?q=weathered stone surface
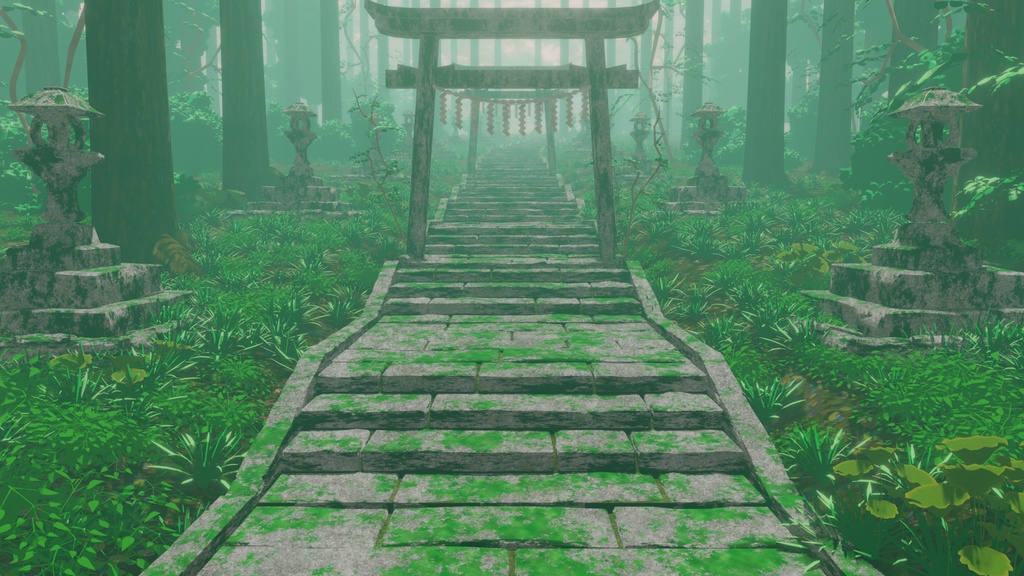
[645,392,726,429]
[476,361,593,393]
[226,507,386,548]
[281,430,370,472]
[261,473,399,505]
[200,546,508,575]
[430,393,649,430]
[381,506,617,548]
[659,473,765,506]
[633,430,747,473]
[301,394,431,429]
[381,362,480,393]
[615,506,797,548]
[591,361,708,394]
[555,430,637,472]
[361,430,554,473]
[514,548,817,575]
[394,473,665,505]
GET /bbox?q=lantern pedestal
[804,89,1024,341]
[0,87,189,358]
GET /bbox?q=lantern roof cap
[631,112,650,122]
[8,86,101,117]
[889,87,980,120]
[283,101,317,118]
[692,102,725,118]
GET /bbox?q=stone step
[279,429,746,474]
[394,267,630,283]
[444,213,581,223]
[0,290,190,338]
[450,199,576,207]
[427,235,595,246]
[445,206,578,216]
[387,281,635,299]
[381,296,643,316]
[429,223,595,235]
[426,244,599,256]
[1,242,120,272]
[404,256,609,269]
[0,264,164,310]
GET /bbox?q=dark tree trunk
[662,3,674,146]
[221,0,271,198]
[954,1,1024,245]
[711,0,722,42]
[22,0,60,92]
[321,0,343,123]
[85,0,178,263]
[812,0,854,176]
[682,0,705,117]
[888,0,937,97]
[742,0,788,187]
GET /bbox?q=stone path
[145,144,881,576]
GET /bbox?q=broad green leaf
[896,464,937,486]
[958,545,1012,576]
[833,459,874,477]
[941,464,1006,497]
[76,557,95,570]
[937,436,1008,465]
[120,535,135,551]
[905,483,970,510]
[865,499,898,519]
[853,446,897,466]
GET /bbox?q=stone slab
[476,362,593,393]
[260,473,399,506]
[659,473,765,506]
[591,362,708,394]
[514,548,817,576]
[614,506,795,548]
[429,394,650,430]
[300,394,431,429]
[199,545,508,576]
[645,392,726,429]
[380,362,479,393]
[555,430,637,473]
[281,430,370,473]
[632,430,747,473]
[361,430,554,473]
[394,473,666,505]
[381,506,617,548]
[225,507,386,548]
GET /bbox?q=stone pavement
[145,143,882,576]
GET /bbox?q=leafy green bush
[169,91,222,175]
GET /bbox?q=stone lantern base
[664,178,746,216]
[0,222,190,358]
[804,231,1024,338]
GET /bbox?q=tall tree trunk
[742,0,788,186]
[22,0,60,93]
[888,1,937,97]
[494,0,501,66]
[811,0,854,176]
[608,0,618,67]
[954,1,1024,245]
[360,0,371,92]
[682,0,705,117]
[85,0,178,263]
[221,0,271,199]
[471,0,479,66]
[560,0,569,65]
[640,19,652,116]
[206,26,221,115]
[662,3,674,150]
[322,0,343,123]
[711,0,722,42]
[378,18,389,99]
[535,0,542,67]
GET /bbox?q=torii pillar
[586,38,617,261]
[408,37,439,260]
[545,99,557,176]
[468,99,481,178]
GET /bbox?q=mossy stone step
[632,430,748,474]
[444,214,581,223]
[514,548,817,576]
[393,472,665,506]
[260,473,399,506]
[387,281,634,299]
[0,290,190,338]
[225,506,385,548]
[380,506,617,548]
[0,264,164,310]
[200,545,509,575]
[428,393,650,430]
[428,223,595,235]
[410,256,609,268]
[393,267,629,284]
[299,394,431,429]
[445,206,577,215]
[381,296,642,316]
[614,506,797,548]
[428,235,596,246]
[425,244,599,256]
[362,430,555,473]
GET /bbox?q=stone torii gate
[366,0,660,261]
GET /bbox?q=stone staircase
[145,144,881,576]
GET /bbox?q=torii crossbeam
[368,0,660,261]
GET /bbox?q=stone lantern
[629,112,650,164]
[1,87,188,346]
[8,86,103,225]
[665,103,745,215]
[402,110,415,134]
[282,101,318,191]
[804,88,1024,342]
[885,87,981,256]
